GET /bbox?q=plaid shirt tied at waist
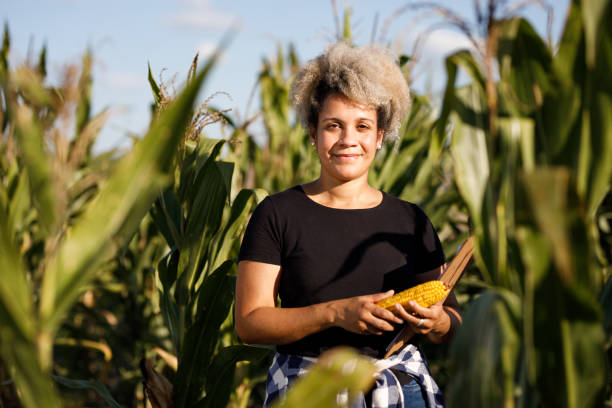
[263,344,445,408]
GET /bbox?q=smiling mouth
[333,154,361,159]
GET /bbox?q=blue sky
[3,0,570,152]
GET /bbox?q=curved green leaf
[173,260,235,408]
[176,140,228,299]
[198,345,274,408]
[75,51,92,137]
[53,375,121,408]
[497,18,552,115]
[208,188,266,272]
[447,291,521,407]
[40,55,215,333]
[14,105,58,236]
[148,62,162,108]
[0,219,58,408]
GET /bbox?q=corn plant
[143,58,274,408]
[0,24,215,407]
[427,0,612,406]
[224,43,319,193]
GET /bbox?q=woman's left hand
[392,300,452,344]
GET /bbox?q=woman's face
[310,93,384,184]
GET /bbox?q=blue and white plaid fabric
[263,344,445,408]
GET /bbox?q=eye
[325,122,340,129]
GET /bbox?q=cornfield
[1,0,611,407]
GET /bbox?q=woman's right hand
[330,290,403,335]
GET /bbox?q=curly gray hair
[291,41,411,145]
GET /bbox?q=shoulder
[251,185,306,221]
[259,185,309,214]
[381,193,428,220]
[264,185,304,206]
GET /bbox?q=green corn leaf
[1,23,9,73]
[40,55,215,334]
[518,167,606,406]
[14,105,58,236]
[554,1,584,83]
[6,170,30,237]
[151,189,183,249]
[208,188,267,272]
[75,51,92,137]
[37,43,47,78]
[52,375,121,408]
[173,260,235,408]
[585,3,612,215]
[599,274,612,335]
[450,110,490,220]
[160,287,182,354]
[0,178,7,215]
[342,8,352,42]
[434,50,485,160]
[0,333,59,408]
[157,248,179,292]
[0,216,58,408]
[399,54,411,68]
[587,92,612,215]
[497,18,552,115]
[148,62,162,108]
[447,291,521,407]
[0,214,35,345]
[271,348,377,408]
[532,271,606,407]
[540,84,581,161]
[216,160,234,200]
[581,0,609,68]
[176,140,228,297]
[12,68,51,108]
[196,345,274,408]
[520,168,574,281]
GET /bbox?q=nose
[339,126,358,146]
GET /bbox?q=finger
[363,313,396,332]
[373,305,403,324]
[404,300,434,319]
[394,304,427,328]
[369,290,394,303]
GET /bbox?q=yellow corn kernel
[375,281,449,310]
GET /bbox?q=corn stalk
[438,1,612,406]
[0,25,215,407]
[145,58,274,408]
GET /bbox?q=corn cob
[375,280,449,310]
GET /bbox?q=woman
[235,42,461,408]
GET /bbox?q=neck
[304,173,380,209]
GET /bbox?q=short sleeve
[413,205,446,273]
[411,206,460,313]
[238,197,282,265]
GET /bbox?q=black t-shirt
[238,185,457,358]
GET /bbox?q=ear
[376,129,384,147]
[309,124,317,145]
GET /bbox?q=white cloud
[166,0,239,30]
[419,29,477,60]
[196,41,217,59]
[104,71,144,91]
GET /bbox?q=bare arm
[234,260,403,345]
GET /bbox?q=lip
[333,153,361,159]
